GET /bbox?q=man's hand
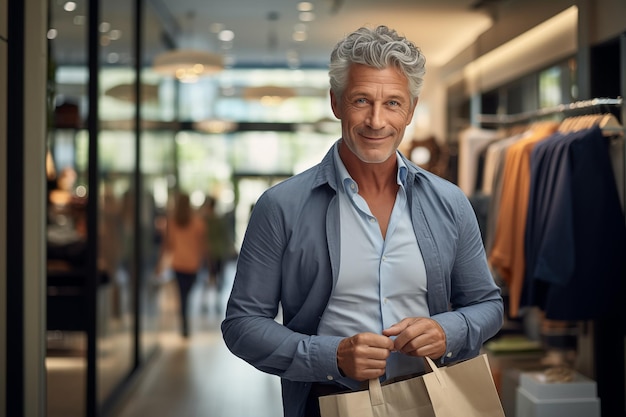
[336,332,394,381]
[382,317,446,359]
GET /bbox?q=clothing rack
[479,96,626,417]
[477,97,623,125]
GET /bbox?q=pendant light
[243,85,296,105]
[152,11,224,83]
[105,82,160,102]
[153,49,223,83]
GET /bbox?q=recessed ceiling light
[153,50,224,83]
[99,22,110,33]
[299,12,315,22]
[63,1,76,12]
[218,30,235,42]
[297,2,314,12]
[108,30,122,40]
[107,53,120,63]
[293,31,307,42]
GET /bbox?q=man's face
[331,64,417,164]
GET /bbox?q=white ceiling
[51,0,498,69]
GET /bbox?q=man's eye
[388,100,399,106]
[355,98,368,104]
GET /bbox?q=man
[221,25,503,417]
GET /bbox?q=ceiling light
[106,52,120,63]
[108,29,122,40]
[153,10,225,83]
[63,1,76,12]
[218,30,235,42]
[99,22,110,33]
[152,49,224,83]
[293,31,307,42]
[298,2,314,12]
[105,83,159,103]
[193,118,238,134]
[243,85,296,105]
[299,12,315,22]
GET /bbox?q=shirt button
[446,352,453,358]
[369,217,376,223]
[326,375,334,381]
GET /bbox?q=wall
[23,0,49,415]
[439,0,626,100]
[591,0,626,44]
[427,0,577,141]
[474,0,573,59]
[465,6,578,96]
[0,0,7,410]
[2,0,47,415]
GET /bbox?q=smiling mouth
[361,134,389,140]
[363,136,387,141]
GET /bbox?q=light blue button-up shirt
[222,140,503,417]
[317,146,429,389]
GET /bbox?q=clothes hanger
[559,113,624,137]
[597,113,624,137]
[558,115,578,133]
[575,114,595,130]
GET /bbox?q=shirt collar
[332,141,408,195]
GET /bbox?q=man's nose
[366,104,385,129]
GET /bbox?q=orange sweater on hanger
[488,122,559,318]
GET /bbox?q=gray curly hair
[329,25,426,104]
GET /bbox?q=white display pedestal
[516,371,600,417]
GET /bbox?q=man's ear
[330,90,341,120]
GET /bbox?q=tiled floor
[110,263,284,417]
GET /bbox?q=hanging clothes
[482,132,530,254]
[458,126,501,197]
[522,125,626,320]
[609,133,625,208]
[488,122,560,317]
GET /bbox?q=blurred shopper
[158,192,206,337]
[201,196,236,314]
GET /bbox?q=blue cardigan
[222,141,503,417]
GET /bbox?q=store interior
[2,0,626,416]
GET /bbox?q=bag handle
[424,356,447,388]
[368,378,384,406]
[367,356,447,409]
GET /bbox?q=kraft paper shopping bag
[318,353,505,417]
[422,354,505,417]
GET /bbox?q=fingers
[381,318,412,337]
[383,318,447,359]
[336,320,447,382]
[337,333,394,381]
